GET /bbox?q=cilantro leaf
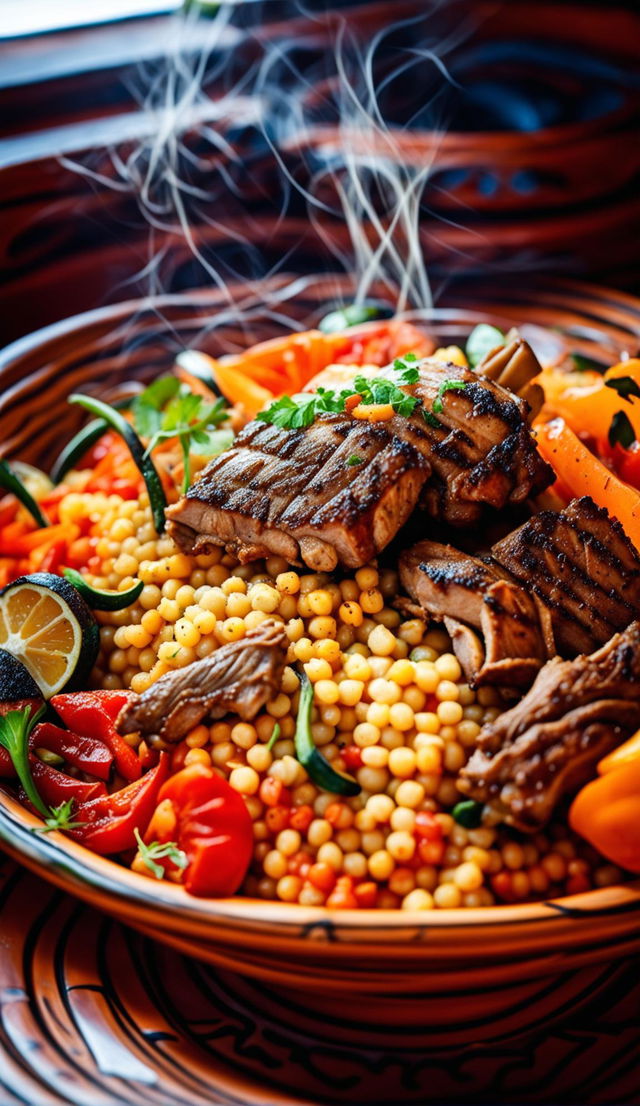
[605,377,640,403]
[133,376,230,493]
[432,379,468,414]
[256,394,318,429]
[347,454,363,466]
[0,704,48,817]
[134,827,189,880]
[36,797,86,834]
[608,411,636,450]
[393,354,420,385]
[423,409,444,429]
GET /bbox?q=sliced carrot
[351,403,394,422]
[538,363,640,444]
[535,417,640,549]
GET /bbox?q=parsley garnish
[0,704,48,817]
[423,410,444,429]
[608,411,636,450]
[132,375,231,493]
[133,827,188,881]
[605,377,640,403]
[347,454,363,466]
[256,354,423,431]
[36,798,86,834]
[432,379,468,414]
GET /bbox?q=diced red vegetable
[150,763,253,897]
[51,691,141,782]
[0,720,114,780]
[69,753,169,855]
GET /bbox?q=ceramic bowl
[0,275,639,1046]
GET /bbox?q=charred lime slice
[0,647,42,703]
[0,573,99,697]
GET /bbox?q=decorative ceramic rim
[0,275,639,939]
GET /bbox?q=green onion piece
[0,459,49,528]
[0,704,48,817]
[266,722,281,752]
[318,302,393,334]
[294,672,360,797]
[69,394,167,534]
[451,799,483,829]
[466,324,506,368]
[62,568,144,612]
[50,419,108,484]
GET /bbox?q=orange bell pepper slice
[569,759,640,873]
[598,730,640,775]
[534,418,640,549]
[538,359,640,444]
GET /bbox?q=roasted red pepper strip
[51,691,141,782]
[69,753,169,855]
[26,760,107,807]
[0,721,114,780]
[151,763,253,897]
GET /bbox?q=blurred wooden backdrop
[0,0,639,345]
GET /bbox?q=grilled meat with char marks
[167,357,552,571]
[116,619,287,746]
[399,497,640,689]
[458,622,640,830]
[492,496,640,655]
[398,541,551,689]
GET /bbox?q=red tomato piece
[51,691,140,782]
[154,763,253,897]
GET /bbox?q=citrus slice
[0,573,99,698]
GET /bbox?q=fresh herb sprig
[36,797,86,834]
[133,826,189,881]
[257,354,422,431]
[0,704,48,817]
[432,378,468,414]
[133,376,231,493]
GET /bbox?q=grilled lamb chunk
[116,620,286,745]
[492,496,640,655]
[458,622,640,830]
[399,540,550,689]
[167,357,552,571]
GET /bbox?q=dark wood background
[1,0,639,346]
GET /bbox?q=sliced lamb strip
[116,619,287,746]
[457,622,640,830]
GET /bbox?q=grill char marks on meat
[168,414,430,571]
[398,541,550,689]
[116,619,287,746]
[458,622,640,830]
[167,358,552,571]
[492,496,640,655]
[399,497,640,689]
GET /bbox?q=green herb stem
[0,460,49,528]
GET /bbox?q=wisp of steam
[60,1,471,342]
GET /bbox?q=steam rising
[61,2,467,336]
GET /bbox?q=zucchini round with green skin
[318,301,394,333]
[62,568,144,612]
[0,459,48,528]
[0,648,42,703]
[68,394,167,534]
[294,671,360,797]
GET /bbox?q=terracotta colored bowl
[0,275,639,1047]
